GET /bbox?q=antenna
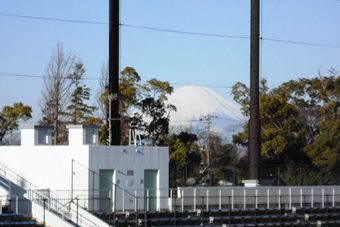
[200,114,218,186]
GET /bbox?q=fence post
[76,198,79,226]
[193,188,196,211]
[219,189,221,210]
[181,190,184,212]
[267,189,270,209]
[332,188,335,208]
[311,188,314,208]
[134,190,137,212]
[135,198,139,227]
[122,189,125,212]
[322,188,324,208]
[243,189,246,210]
[43,199,46,226]
[174,190,177,227]
[278,189,281,209]
[147,189,149,212]
[206,189,209,211]
[255,189,258,209]
[231,189,234,210]
[15,196,18,213]
[114,184,117,227]
[289,187,292,209]
[300,188,303,208]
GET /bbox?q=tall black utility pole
[108,0,121,145]
[248,0,261,179]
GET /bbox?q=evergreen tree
[231,71,340,185]
[67,63,96,124]
[98,66,176,145]
[0,102,32,144]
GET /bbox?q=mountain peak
[167,85,242,124]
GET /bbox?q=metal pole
[248,0,261,180]
[109,0,121,145]
[219,190,221,210]
[43,199,46,225]
[76,198,79,226]
[71,159,74,202]
[114,184,117,226]
[92,170,95,212]
[194,188,196,211]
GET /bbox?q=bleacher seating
[1,205,44,226]
[108,206,340,227]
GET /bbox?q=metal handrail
[0,162,99,227]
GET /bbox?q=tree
[40,43,75,144]
[132,79,176,145]
[66,63,96,124]
[232,79,306,164]
[0,102,32,144]
[98,66,142,144]
[231,71,340,185]
[97,66,176,145]
[209,135,239,185]
[165,132,201,187]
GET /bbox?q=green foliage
[120,67,141,115]
[67,63,97,124]
[231,71,340,185]
[305,120,340,169]
[232,82,250,116]
[209,135,239,185]
[98,67,176,145]
[135,79,175,145]
[0,102,32,143]
[165,132,201,187]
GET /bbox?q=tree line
[0,44,339,186]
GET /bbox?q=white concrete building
[0,125,169,226]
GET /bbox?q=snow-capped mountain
[167,86,244,139]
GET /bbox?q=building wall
[0,126,169,212]
[0,145,90,191]
[89,146,169,211]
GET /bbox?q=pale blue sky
[1,0,340,120]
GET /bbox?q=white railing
[175,186,340,211]
[0,162,104,227]
[51,186,340,214]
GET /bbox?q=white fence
[51,186,340,213]
[174,186,340,211]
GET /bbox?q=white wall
[0,145,90,192]
[89,146,169,211]
[0,126,169,212]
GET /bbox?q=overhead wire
[0,72,234,89]
[121,23,340,49]
[0,12,108,25]
[120,23,249,40]
[0,12,340,48]
[0,72,101,80]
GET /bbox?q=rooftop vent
[21,125,53,146]
[67,125,100,146]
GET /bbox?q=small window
[85,128,96,144]
[38,130,48,145]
